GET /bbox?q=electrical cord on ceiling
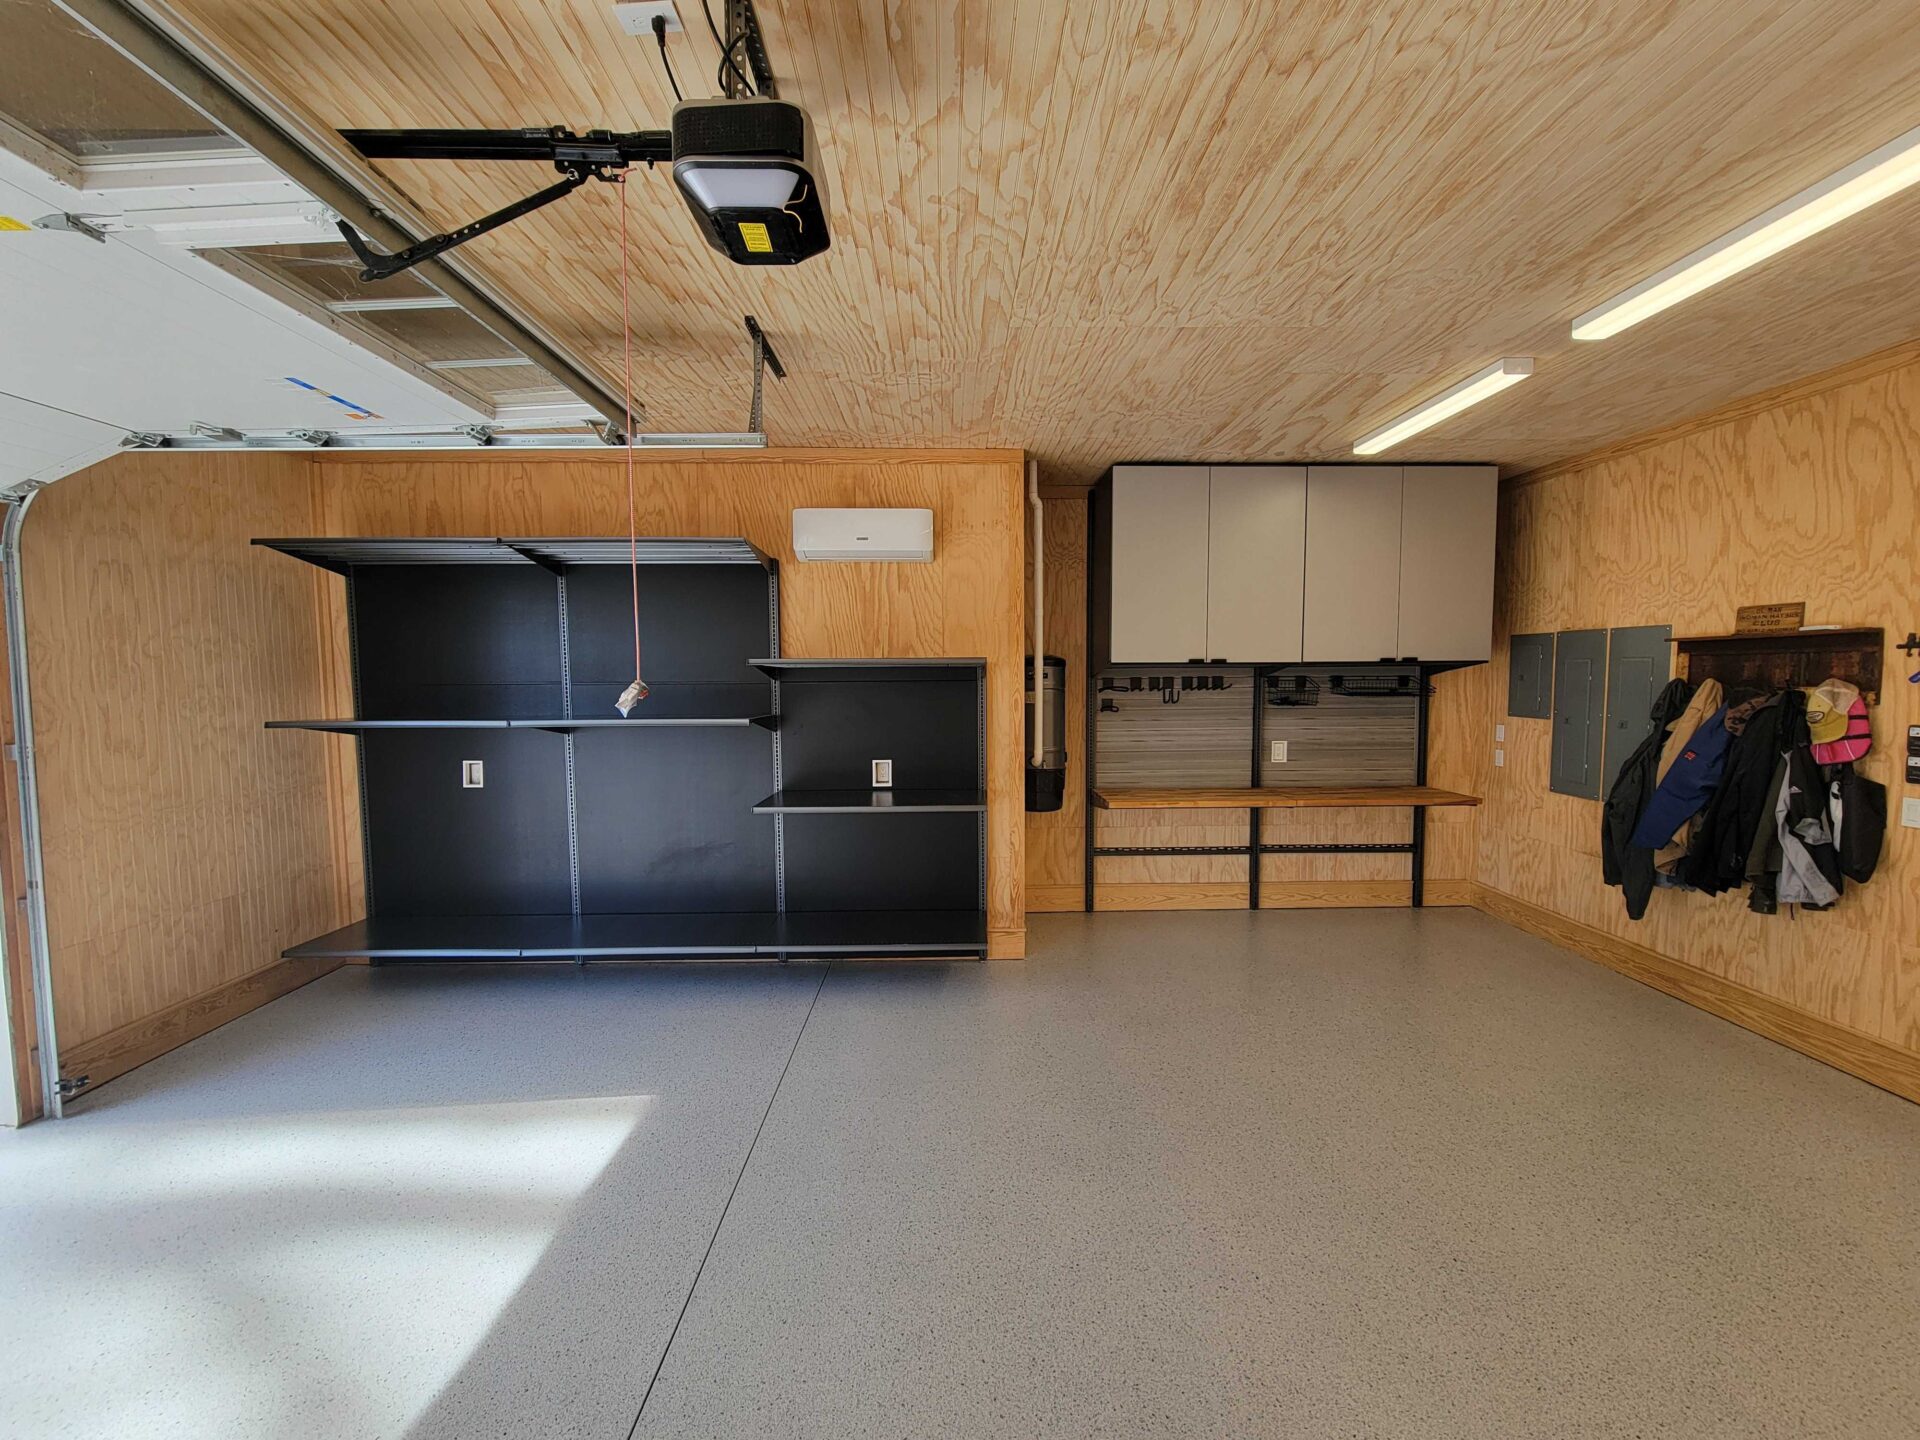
[702,0,754,96]
[651,15,683,102]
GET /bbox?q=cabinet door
[1303,466,1402,661]
[1108,465,1211,662]
[1206,466,1306,662]
[1397,465,1496,662]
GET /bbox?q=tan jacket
[1654,678,1722,873]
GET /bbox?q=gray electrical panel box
[1508,633,1553,718]
[1601,625,1673,795]
[1550,629,1608,798]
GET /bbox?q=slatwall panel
[1259,667,1419,786]
[1093,667,1253,787]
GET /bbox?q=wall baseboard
[54,955,340,1105]
[1472,884,1920,1105]
[988,927,1027,960]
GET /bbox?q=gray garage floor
[3,908,1918,1439]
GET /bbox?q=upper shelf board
[254,536,773,573]
[749,657,986,683]
[267,716,777,733]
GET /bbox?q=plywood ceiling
[149,0,1920,484]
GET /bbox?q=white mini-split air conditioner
[791,508,934,562]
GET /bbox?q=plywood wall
[313,450,1028,956]
[1023,495,1481,911]
[1480,347,1920,1059]
[20,453,351,1094]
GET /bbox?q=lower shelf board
[284,911,988,960]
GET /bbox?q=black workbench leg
[1248,807,1261,910]
[1410,806,1426,908]
[1084,793,1096,912]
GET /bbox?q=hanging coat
[1601,678,1694,919]
[1777,743,1843,906]
[1683,690,1800,895]
[1630,706,1731,850]
[1651,678,1722,876]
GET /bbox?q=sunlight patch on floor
[0,1096,651,1439]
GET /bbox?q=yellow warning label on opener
[738,221,772,253]
[0,215,31,232]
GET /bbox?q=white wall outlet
[1269,740,1288,763]
[1494,749,1505,767]
[1495,723,1506,741]
[612,2,682,35]
[461,760,484,788]
[871,758,893,788]
[1902,796,1920,830]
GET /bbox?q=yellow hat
[1803,678,1859,746]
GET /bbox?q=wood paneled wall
[1478,347,1920,1063]
[1023,495,1480,911]
[312,449,1028,956]
[20,453,351,1095]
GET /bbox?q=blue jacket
[1630,706,1731,849]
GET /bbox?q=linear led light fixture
[1353,358,1533,456]
[1573,122,1920,340]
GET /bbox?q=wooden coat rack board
[1675,627,1884,704]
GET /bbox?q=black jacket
[1684,689,1803,895]
[1601,678,1694,919]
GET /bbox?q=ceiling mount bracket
[334,127,673,281]
[32,212,109,243]
[744,314,784,433]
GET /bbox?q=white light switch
[1494,749,1505,767]
[871,758,893,788]
[1270,740,1289,763]
[1495,723,1506,741]
[461,760,484,788]
[1903,797,1920,830]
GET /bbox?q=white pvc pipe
[1028,458,1044,767]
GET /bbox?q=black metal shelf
[776,910,987,955]
[749,657,985,683]
[518,715,778,732]
[753,788,985,814]
[269,716,777,733]
[267,719,512,732]
[255,536,773,573]
[284,910,987,960]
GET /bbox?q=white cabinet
[1303,466,1403,662]
[1398,465,1497,663]
[1098,462,1494,665]
[1107,465,1210,662]
[1206,466,1306,663]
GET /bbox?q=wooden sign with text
[1734,602,1805,634]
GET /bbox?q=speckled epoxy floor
[3,910,1918,1439]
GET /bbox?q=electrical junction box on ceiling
[792,508,933,562]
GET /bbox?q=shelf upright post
[557,568,583,959]
[767,563,785,959]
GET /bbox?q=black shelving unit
[749,654,987,948]
[259,537,987,962]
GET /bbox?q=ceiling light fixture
[1353,358,1533,456]
[1572,122,1920,341]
